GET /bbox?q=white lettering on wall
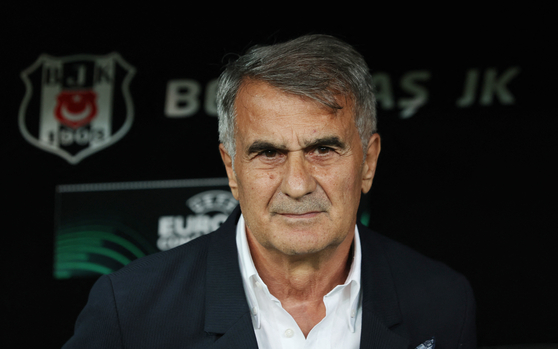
[164,79,218,117]
[165,79,201,117]
[157,214,228,250]
[456,67,520,107]
[164,68,520,119]
[372,70,431,118]
[398,70,431,119]
[371,73,394,110]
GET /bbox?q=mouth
[277,211,322,219]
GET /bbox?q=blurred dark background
[2,5,556,348]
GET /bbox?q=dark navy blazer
[62,206,476,348]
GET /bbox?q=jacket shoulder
[359,225,476,347]
[109,231,213,283]
[63,231,223,349]
[360,225,468,288]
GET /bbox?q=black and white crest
[19,53,135,164]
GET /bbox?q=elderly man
[63,35,476,349]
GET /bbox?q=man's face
[220,80,380,257]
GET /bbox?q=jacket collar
[204,206,258,348]
[203,206,407,349]
[358,221,409,349]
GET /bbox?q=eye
[261,149,278,158]
[315,147,332,155]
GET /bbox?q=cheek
[238,170,280,203]
[326,166,361,202]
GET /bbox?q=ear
[361,133,381,194]
[219,143,239,200]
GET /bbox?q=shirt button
[255,280,263,289]
[284,329,294,338]
[251,307,258,316]
[351,309,356,318]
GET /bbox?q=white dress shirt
[236,214,363,349]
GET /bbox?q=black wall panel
[2,5,556,348]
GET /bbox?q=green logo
[54,220,157,279]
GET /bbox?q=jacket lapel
[360,311,409,349]
[204,207,259,349]
[358,222,409,349]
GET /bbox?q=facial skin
[220,80,381,262]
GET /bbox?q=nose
[280,152,316,199]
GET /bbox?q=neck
[246,226,354,336]
[246,227,354,301]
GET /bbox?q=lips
[276,211,322,218]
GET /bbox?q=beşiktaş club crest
[19,53,135,164]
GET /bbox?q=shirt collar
[236,214,362,332]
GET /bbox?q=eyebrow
[246,136,346,154]
[246,141,287,154]
[304,136,346,150]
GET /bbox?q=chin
[273,235,341,257]
[280,245,324,256]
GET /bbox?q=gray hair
[216,34,377,161]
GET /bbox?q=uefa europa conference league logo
[157,190,238,251]
[19,53,135,164]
